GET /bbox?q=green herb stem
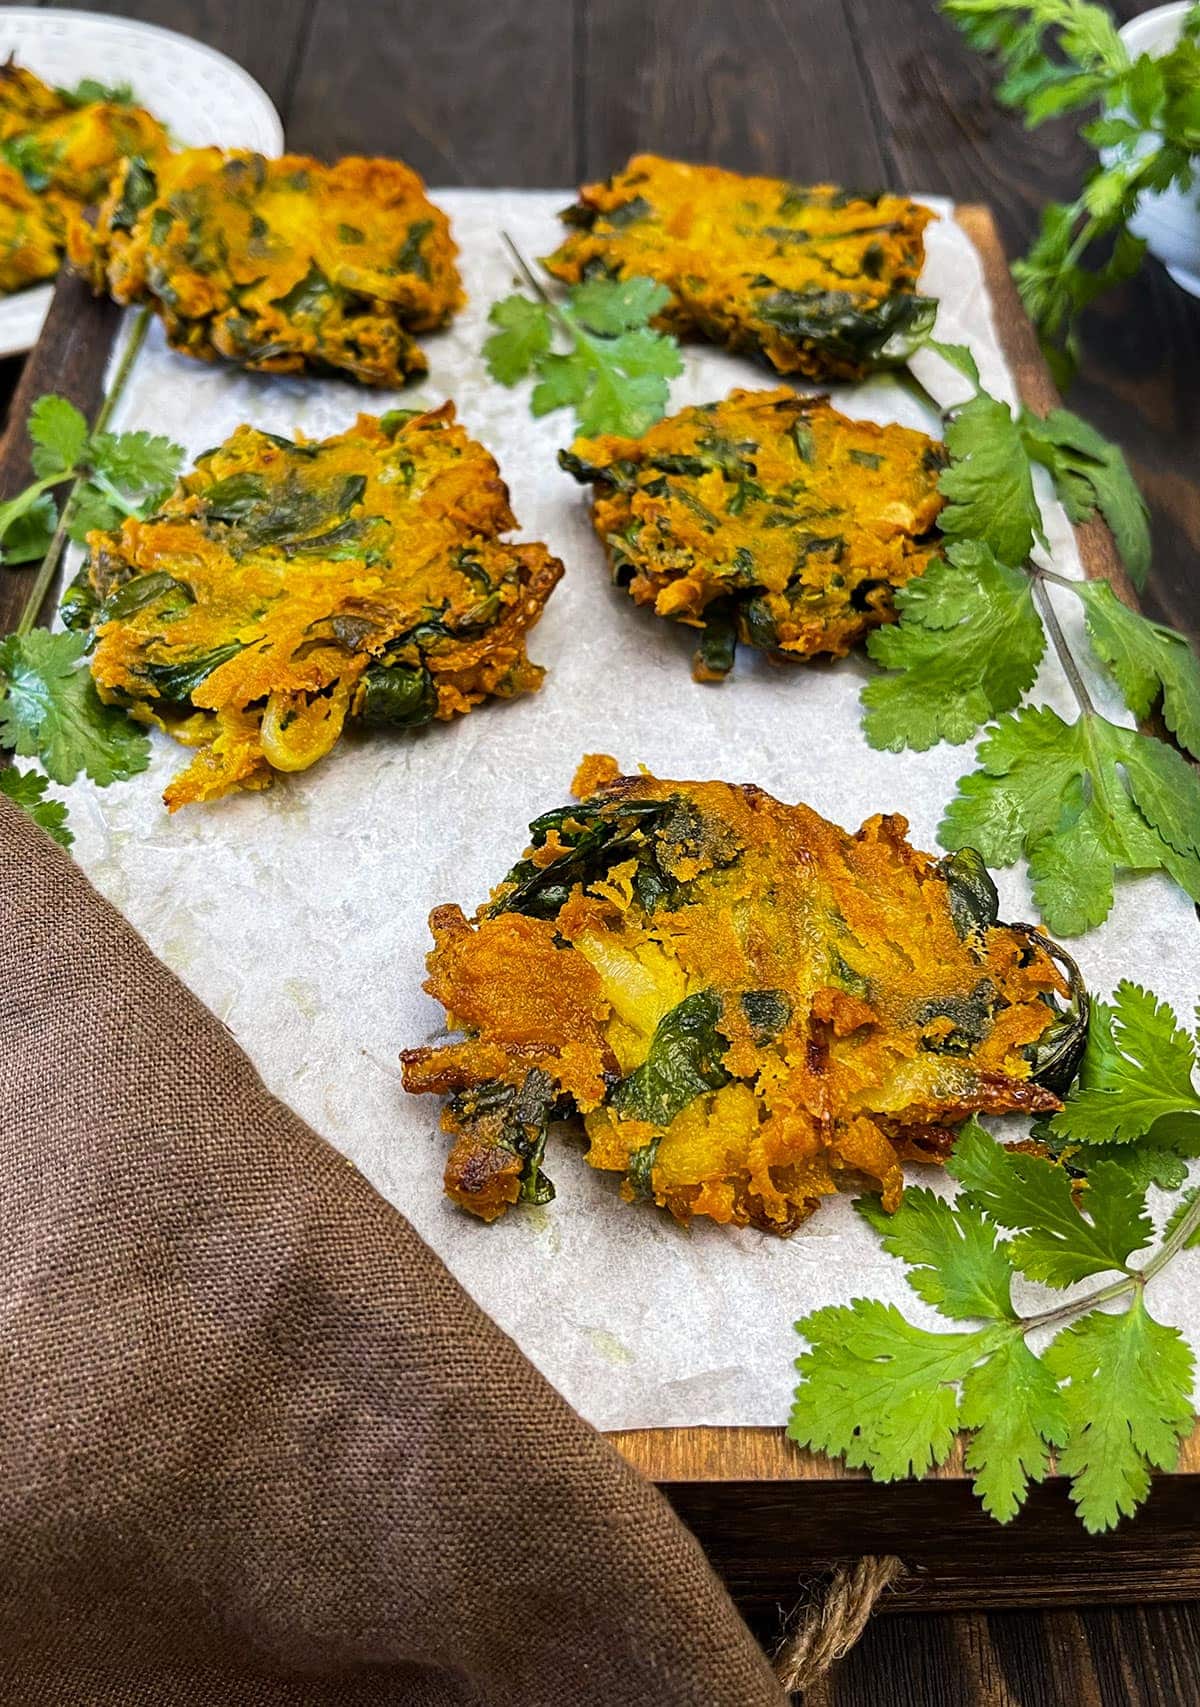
[1031,567,1097,717]
[12,307,151,638]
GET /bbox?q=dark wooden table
[11,2,1200,1700]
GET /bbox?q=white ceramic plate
[0,6,284,356]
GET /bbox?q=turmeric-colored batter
[562,387,946,678]
[403,758,1086,1231]
[77,405,562,809]
[545,155,936,380]
[71,148,463,384]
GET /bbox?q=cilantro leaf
[484,265,681,436]
[960,1335,1067,1522]
[862,540,1044,750]
[88,429,183,494]
[483,294,552,384]
[1046,1298,1194,1533]
[939,705,1200,935]
[857,1186,1016,1321]
[66,486,125,544]
[1163,1187,1200,1251]
[948,1120,1152,1286]
[1073,581,1200,761]
[789,1299,998,1480]
[1087,1146,1194,1190]
[924,337,981,389]
[0,765,72,846]
[28,395,88,479]
[938,391,1044,567]
[1019,407,1150,587]
[569,275,671,335]
[1050,983,1200,1148]
[0,629,150,786]
[0,493,58,566]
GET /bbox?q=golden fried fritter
[70,149,464,385]
[402,759,1087,1231]
[0,59,168,294]
[561,387,946,678]
[74,404,562,810]
[0,160,60,293]
[544,155,936,381]
[29,100,167,207]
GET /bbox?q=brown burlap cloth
[0,795,791,1705]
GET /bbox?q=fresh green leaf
[1073,581,1200,760]
[924,337,981,389]
[939,706,1200,935]
[0,629,150,786]
[0,765,72,846]
[1050,983,1200,1147]
[88,428,183,494]
[789,1299,998,1480]
[66,485,125,543]
[569,274,672,335]
[960,1335,1068,1521]
[1047,1298,1194,1532]
[948,1119,1153,1285]
[0,493,58,566]
[483,294,552,384]
[484,265,681,436]
[857,1187,1016,1320]
[1163,1187,1200,1251]
[938,391,1044,566]
[862,539,1044,749]
[1019,407,1151,586]
[28,395,88,479]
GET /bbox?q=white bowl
[1119,2,1200,297]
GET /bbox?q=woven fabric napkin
[0,797,784,1706]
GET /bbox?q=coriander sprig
[790,1109,1200,1533]
[0,309,182,841]
[866,342,1200,937]
[944,0,1200,380]
[789,979,1200,1535]
[483,236,683,436]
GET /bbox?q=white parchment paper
[54,192,1200,1429]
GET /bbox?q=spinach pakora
[402,756,1086,1231]
[562,387,946,678]
[0,59,167,295]
[72,404,562,809]
[70,149,463,385]
[544,155,936,381]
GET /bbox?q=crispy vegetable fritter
[70,149,464,385]
[0,59,167,295]
[402,758,1087,1231]
[72,404,562,810]
[544,155,936,381]
[0,160,59,293]
[561,387,946,678]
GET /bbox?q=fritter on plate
[71,404,562,810]
[544,155,936,381]
[70,149,464,385]
[402,756,1086,1231]
[0,160,60,293]
[562,387,946,678]
[0,59,167,294]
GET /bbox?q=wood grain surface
[6,2,1200,1696]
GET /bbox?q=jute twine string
[773,1555,907,1696]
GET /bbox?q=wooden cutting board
[2,206,1196,1618]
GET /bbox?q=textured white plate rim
[0,5,284,357]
